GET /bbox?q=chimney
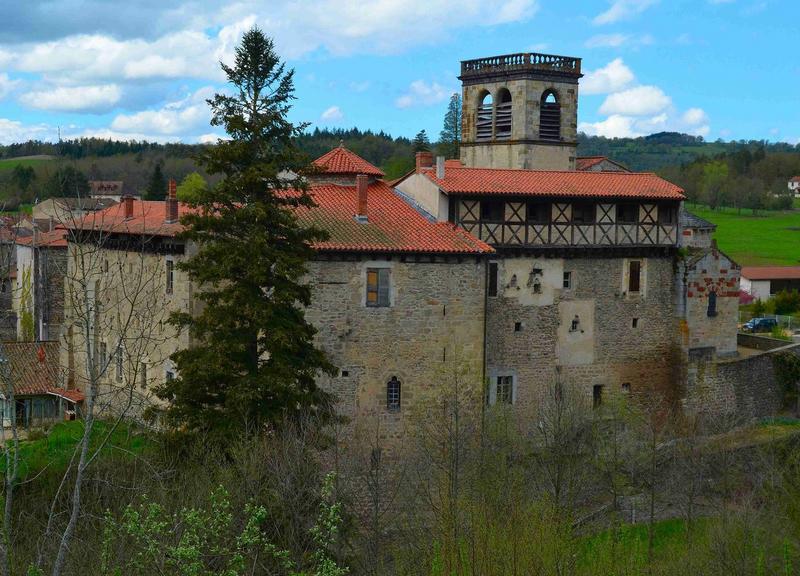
[165,178,178,223]
[123,195,134,219]
[436,156,445,179]
[415,151,434,171]
[356,174,368,222]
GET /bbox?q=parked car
[742,317,778,333]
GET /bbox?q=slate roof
[313,145,384,177]
[741,266,800,281]
[2,341,83,402]
[680,210,716,231]
[419,165,685,200]
[298,181,492,254]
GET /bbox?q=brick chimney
[165,179,178,223]
[355,174,368,222]
[123,195,134,219]
[415,151,434,171]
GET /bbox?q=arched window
[387,376,401,411]
[495,89,512,140]
[476,92,493,141]
[540,90,561,141]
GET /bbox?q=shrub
[773,290,800,316]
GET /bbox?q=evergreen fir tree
[156,27,335,439]
[412,129,431,153]
[145,161,167,199]
[438,93,462,159]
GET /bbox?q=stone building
[14,229,68,342]
[576,156,630,172]
[62,151,493,429]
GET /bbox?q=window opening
[514,322,522,332]
[572,203,595,224]
[563,272,572,289]
[488,262,499,297]
[617,204,638,224]
[481,200,504,221]
[526,201,550,224]
[632,318,639,328]
[476,92,493,141]
[387,376,401,411]
[540,90,561,141]
[628,261,641,293]
[496,376,513,404]
[593,384,604,408]
[707,290,718,317]
[166,259,174,295]
[367,268,391,307]
[495,89,512,140]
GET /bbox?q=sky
[0,0,797,146]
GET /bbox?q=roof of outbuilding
[66,201,190,238]
[575,156,629,171]
[419,165,685,200]
[680,210,716,230]
[313,145,384,177]
[1,341,82,402]
[740,266,800,281]
[298,180,492,254]
[15,228,68,248]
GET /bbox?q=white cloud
[599,85,672,116]
[585,34,630,48]
[579,115,641,138]
[19,84,122,112]
[109,86,214,136]
[581,58,635,94]
[0,119,52,145]
[0,74,20,101]
[682,107,709,126]
[395,80,451,109]
[593,0,658,25]
[320,105,344,122]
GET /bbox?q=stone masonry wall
[305,257,486,445]
[685,341,800,420]
[486,255,680,422]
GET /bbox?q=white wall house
[789,177,800,197]
[741,266,800,301]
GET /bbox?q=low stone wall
[737,332,791,352]
[685,341,800,420]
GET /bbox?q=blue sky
[0,0,796,145]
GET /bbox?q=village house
[741,266,800,301]
[576,156,630,172]
[789,176,800,196]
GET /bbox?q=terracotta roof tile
[299,181,492,254]
[313,145,384,177]
[421,165,684,200]
[65,201,191,238]
[741,266,800,281]
[15,228,68,248]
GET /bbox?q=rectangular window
[115,346,124,383]
[99,342,107,376]
[139,362,147,389]
[165,371,175,383]
[617,204,638,224]
[628,261,641,293]
[593,384,604,408]
[386,377,401,412]
[563,271,572,289]
[166,259,174,295]
[366,268,391,307]
[572,203,595,224]
[658,205,677,224]
[496,375,513,405]
[526,202,550,223]
[632,317,639,328]
[480,200,504,221]
[488,262,499,297]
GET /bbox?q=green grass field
[686,204,800,266]
[0,156,53,172]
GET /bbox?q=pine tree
[438,93,462,159]
[145,161,167,200]
[412,129,431,153]
[156,28,335,439]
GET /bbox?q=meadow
[686,203,800,266]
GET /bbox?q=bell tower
[459,52,582,171]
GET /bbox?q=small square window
[481,200,504,221]
[632,318,639,328]
[622,383,631,394]
[572,203,595,224]
[366,268,391,307]
[514,322,522,332]
[341,370,349,377]
[165,371,175,383]
[526,202,550,223]
[617,204,638,224]
[563,271,572,289]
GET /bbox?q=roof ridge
[423,165,660,177]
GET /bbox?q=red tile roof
[741,266,800,281]
[420,165,684,200]
[313,145,384,177]
[15,228,68,248]
[66,201,191,238]
[3,341,82,402]
[67,184,492,255]
[575,156,629,171]
[790,176,800,183]
[298,181,492,254]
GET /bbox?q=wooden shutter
[378,268,391,306]
[366,269,379,306]
[628,261,641,293]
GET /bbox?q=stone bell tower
[459,52,582,171]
